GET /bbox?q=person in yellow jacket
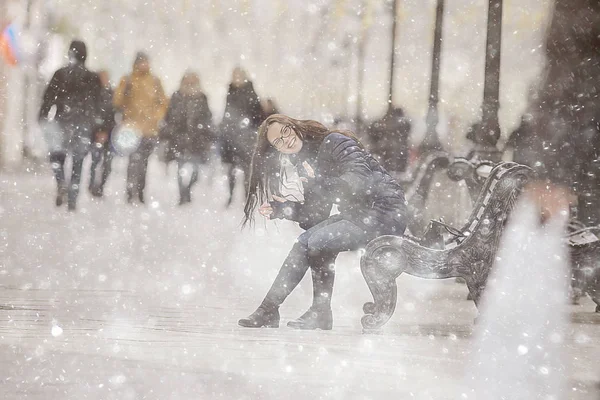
[114,51,168,204]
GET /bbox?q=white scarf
[278,154,305,202]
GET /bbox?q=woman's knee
[296,230,312,248]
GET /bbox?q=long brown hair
[242,114,362,227]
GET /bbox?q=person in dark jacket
[163,71,215,205]
[505,113,536,166]
[238,114,408,330]
[367,105,412,174]
[524,0,600,225]
[89,70,116,197]
[261,98,280,118]
[220,67,265,207]
[39,40,102,211]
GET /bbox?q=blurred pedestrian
[39,39,102,211]
[89,69,116,198]
[524,0,600,225]
[261,98,280,118]
[504,113,536,166]
[162,71,215,205]
[367,105,411,174]
[220,66,264,207]
[113,51,168,204]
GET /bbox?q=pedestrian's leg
[68,154,86,211]
[99,148,113,195]
[50,151,67,206]
[177,157,187,205]
[89,144,102,195]
[187,161,199,203]
[126,152,139,203]
[137,139,154,203]
[226,163,236,207]
[50,151,66,185]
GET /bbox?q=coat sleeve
[90,72,104,132]
[317,135,374,203]
[39,70,62,120]
[113,77,128,110]
[270,186,332,231]
[295,186,332,230]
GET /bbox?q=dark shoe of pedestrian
[55,185,67,207]
[90,185,103,198]
[287,306,333,330]
[126,188,134,204]
[178,195,190,206]
[238,305,280,328]
[178,189,190,205]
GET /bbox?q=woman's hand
[301,161,315,182]
[272,195,287,203]
[258,196,287,219]
[258,202,273,219]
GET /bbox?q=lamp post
[387,0,399,108]
[419,0,445,153]
[471,0,503,161]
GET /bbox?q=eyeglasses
[271,124,294,150]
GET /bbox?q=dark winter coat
[529,0,600,187]
[367,107,411,173]
[219,82,264,165]
[39,61,102,132]
[163,90,215,161]
[272,132,408,234]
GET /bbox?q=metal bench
[360,162,531,330]
[361,161,600,331]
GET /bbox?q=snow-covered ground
[0,157,598,399]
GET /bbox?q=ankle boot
[287,306,333,330]
[238,305,280,328]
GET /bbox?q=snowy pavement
[0,157,599,400]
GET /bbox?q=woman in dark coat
[163,71,215,204]
[220,67,265,206]
[239,114,408,330]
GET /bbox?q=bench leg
[592,296,600,313]
[360,239,403,331]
